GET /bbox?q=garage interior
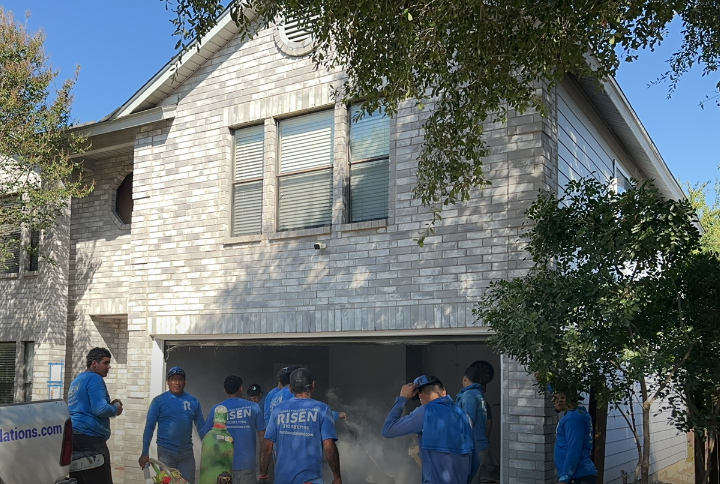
[166,340,501,484]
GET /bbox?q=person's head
[414,375,446,405]
[462,365,483,387]
[552,392,579,412]
[280,365,301,387]
[224,375,243,397]
[289,368,315,396]
[86,347,112,377]
[247,383,262,403]
[166,366,187,396]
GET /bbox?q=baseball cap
[289,368,314,393]
[167,366,186,379]
[413,374,442,390]
[247,383,262,397]
[277,367,288,380]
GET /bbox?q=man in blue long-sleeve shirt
[456,365,490,484]
[138,366,205,483]
[382,375,479,484]
[553,392,597,484]
[68,347,123,484]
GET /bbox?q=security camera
[313,242,326,250]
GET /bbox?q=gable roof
[82,11,683,200]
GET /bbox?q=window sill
[223,226,332,246]
[336,219,388,233]
[268,226,331,241]
[23,270,39,279]
[0,272,19,280]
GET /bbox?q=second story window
[115,173,134,225]
[232,125,265,236]
[349,105,390,222]
[0,197,20,274]
[277,110,334,231]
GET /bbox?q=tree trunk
[642,401,651,484]
[695,432,706,484]
[589,386,607,482]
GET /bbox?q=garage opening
[166,341,501,484]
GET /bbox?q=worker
[456,365,489,484]
[553,392,597,484]
[259,368,342,484]
[263,368,286,427]
[382,375,479,484]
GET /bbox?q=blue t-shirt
[555,406,597,482]
[201,398,266,471]
[268,386,293,420]
[264,387,281,426]
[382,396,479,484]
[264,397,338,484]
[142,391,205,455]
[456,384,489,451]
[68,372,118,440]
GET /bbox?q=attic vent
[283,18,312,43]
[274,16,316,57]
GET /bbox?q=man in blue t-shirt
[259,368,342,484]
[138,366,205,483]
[263,368,286,427]
[553,392,598,484]
[456,365,490,484]
[202,375,266,484]
[267,365,301,420]
[382,375,479,484]
[68,347,123,484]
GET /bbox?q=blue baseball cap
[413,374,442,389]
[167,366,186,379]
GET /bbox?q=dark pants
[69,432,113,484]
[569,476,596,484]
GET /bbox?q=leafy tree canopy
[0,9,91,268]
[686,166,720,253]
[163,0,719,214]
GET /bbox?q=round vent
[274,16,315,57]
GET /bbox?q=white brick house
[0,9,688,484]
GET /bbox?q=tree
[0,8,91,270]
[161,0,720,220]
[686,166,720,253]
[476,177,703,484]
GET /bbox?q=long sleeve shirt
[555,406,597,482]
[68,372,118,440]
[455,384,489,451]
[142,391,205,455]
[382,396,479,484]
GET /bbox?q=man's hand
[338,412,347,419]
[400,383,418,400]
[112,399,124,416]
[331,479,342,484]
[139,455,150,469]
[257,477,270,484]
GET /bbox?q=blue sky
[3,1,719,200]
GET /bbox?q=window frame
[231,124,265,237]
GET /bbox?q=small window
[278,110,334,231]
[27,230,40,271]
[116,173,133,224]
[22,342,33,402]
[0,343,16,404]
[615,165,632,193]
[232,126,265,236]
[0,198,20,274]
[349,105,390,222]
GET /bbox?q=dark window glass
[116,173,133,224]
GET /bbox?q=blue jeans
[157,445,196,484]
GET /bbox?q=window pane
[278,168,333,231]
[0,343,16,404]
[280,110,334,174]
[232,126,264,237]
[235,125,264,181]
[350,105,389,161]
[351,159,389,222]
[0,230,20,274]
[233,181,263,237]
[27,230,39,271]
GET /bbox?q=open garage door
[164,340,501,484]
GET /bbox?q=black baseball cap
[290,368,314,393]
[414,374,442,392]
[277,367,288,380]
[247,383,262,397]
[167,366,186,379]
